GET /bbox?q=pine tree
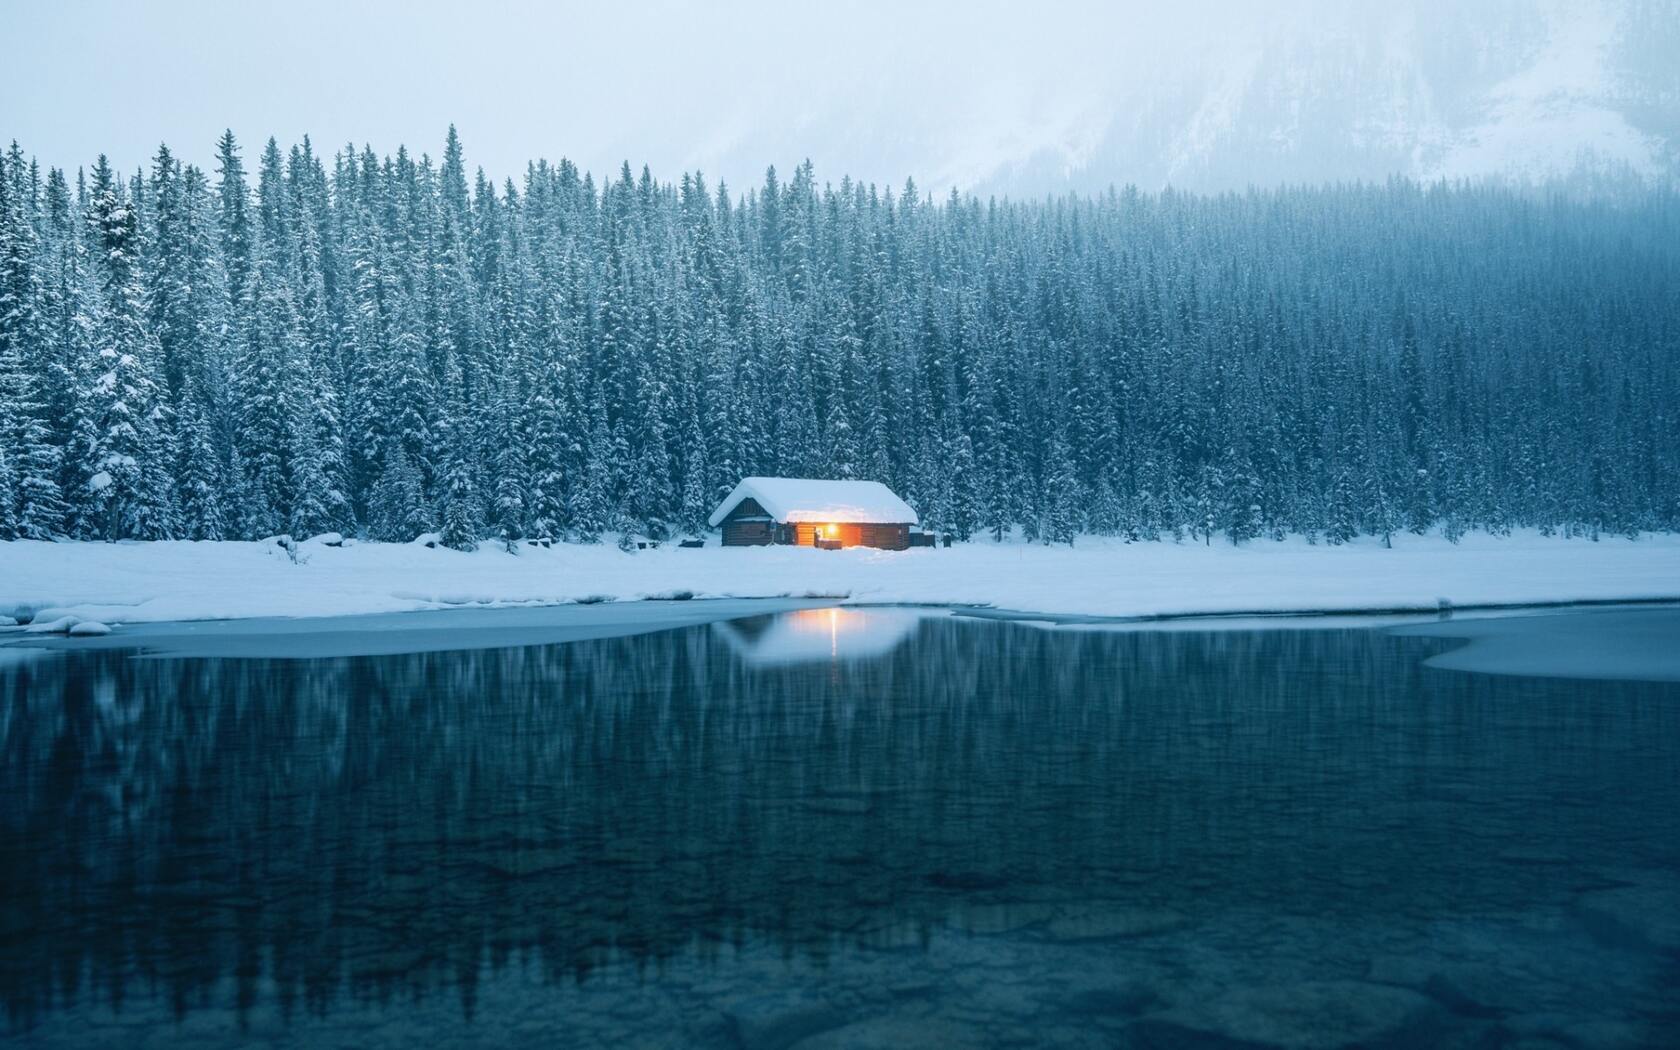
[490,398,528,549]
[525,362,569,541]
[175,380,226,540]
[0,144,63,536]
[1040,430,1081,546]
[946,433,979,541]
[82,157,173,539]
[0,442,17,539]
[570,398,613,543]
[1325,468,1360,546]
[676,414,711,538]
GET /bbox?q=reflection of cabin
[709,477,918,550]
[715,607,925,666]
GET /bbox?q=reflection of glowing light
[716,608,927,667]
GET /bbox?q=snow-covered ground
[2,530,1679,631]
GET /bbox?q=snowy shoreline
[4,530,1680,635]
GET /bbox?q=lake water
[3,606,1679,1049]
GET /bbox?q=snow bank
[1,530,1678,629]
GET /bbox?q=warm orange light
[825,524,836,537]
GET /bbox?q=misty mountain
[963,0,1680,195]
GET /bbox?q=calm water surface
[2,607,1678,1049]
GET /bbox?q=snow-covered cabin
[708,477,919,550]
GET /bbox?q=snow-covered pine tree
[569,393,613,544]
[1040,429,1081,546]
[946,432,979,541]
[370,442,427,542]
[0,144,63,536]
[175,379,226,540]
[490,391,528,550]
[676,413,711,538]
[81,156,174,540]
[1325,467,1360,546]
[0,439,16,539]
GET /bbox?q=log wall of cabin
[722,521,772,546]
[720,498,773,546]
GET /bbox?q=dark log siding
[722,521,772,546]
[720,498,774,546]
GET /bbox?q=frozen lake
[2,606,1678,1048]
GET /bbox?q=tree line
[0,128,1676,549]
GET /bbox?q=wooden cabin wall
[791,523,909,550]
[722,520,772,545]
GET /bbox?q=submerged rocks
[1142,980,1437,1049]
[1366,956,1509,1018]
[1574,882,1680,950]
[788,1014,984,1049]
[953,900,1061,936]
[723,991,845,1050]
[1063,982,1162,1018]
[1040,903,1188,942]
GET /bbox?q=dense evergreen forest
[0,128,1676,549]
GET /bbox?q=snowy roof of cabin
[708,477,919,527]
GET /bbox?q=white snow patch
[1427,3,1665,182]
[2,531,1679,629]
[24,616,81,634]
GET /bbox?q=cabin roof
[708,477,919,527]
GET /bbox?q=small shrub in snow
[645,590,695,601]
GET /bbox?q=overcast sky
[3,1,1663,195]
[0,0,1289,192]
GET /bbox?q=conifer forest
[0,128,1676,550]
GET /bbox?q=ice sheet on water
[5,599,834,659]
[1394,607,1680,682]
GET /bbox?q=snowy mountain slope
[969,0,1678,195]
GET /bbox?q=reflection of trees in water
[1,619,1676,1028]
